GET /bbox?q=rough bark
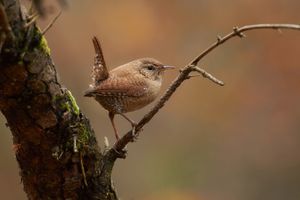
[0,0,118,199]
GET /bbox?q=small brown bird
[84,37,174,140]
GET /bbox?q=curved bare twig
[190,24,300,66]
[41,10,62,35]
[108,23,300,156]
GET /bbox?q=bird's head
[134,58,174,81]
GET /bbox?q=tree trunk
[0,0,118,199]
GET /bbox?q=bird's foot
[130,122,139,142]
[118,113,139,141]
[112,147,127,159]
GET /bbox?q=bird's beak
[162,65,175,70]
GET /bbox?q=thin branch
[190,66,224,86]
[190,24,300,66]
[24,14,39,27]
[0,2,14,53]
[0,3,14,39]
[80,152,88,187]
[41,10,62,35]
[26,12,38,21]
[109,23,300,155]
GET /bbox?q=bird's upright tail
[92,36,109,83]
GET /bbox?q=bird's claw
[131,123,139,142]
[112,147,127,159]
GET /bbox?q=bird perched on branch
[84,36,174,140]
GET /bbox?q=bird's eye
[147,65,155,71]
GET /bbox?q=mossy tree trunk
[0,0,119,199]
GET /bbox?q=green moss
[39,35,51,55]
[53,90,91,152]
[54,94,70,112]
[28,27,51,55]
[54,90,80,116]
[77,124,90,149]
[63,123,91,152]
[66,91,80,116]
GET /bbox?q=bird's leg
[109,112,127,158]
[119,113,138,141]
[109,112,120,140]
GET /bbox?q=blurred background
[1,0,300,199]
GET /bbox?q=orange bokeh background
[1,0,300,199]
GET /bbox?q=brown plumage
[84,37,174,140]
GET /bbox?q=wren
[84,37,174,140]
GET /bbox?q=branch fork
[106,23,300,159]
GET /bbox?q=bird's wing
[84,78,147,97]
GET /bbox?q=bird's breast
[124,79,161,111]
